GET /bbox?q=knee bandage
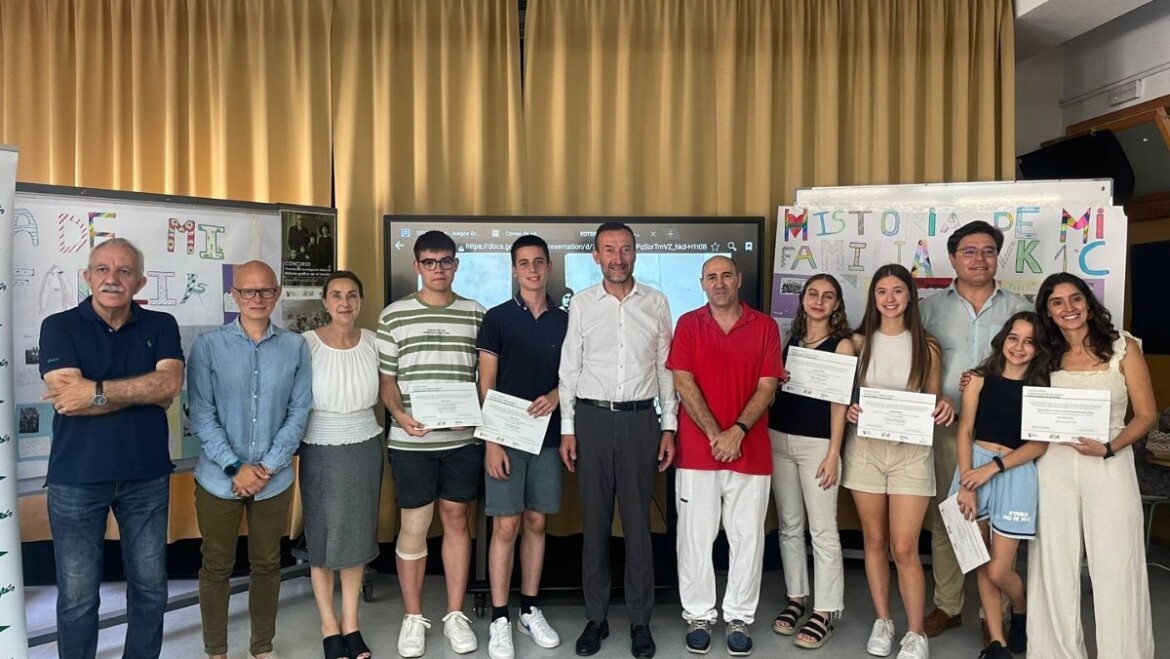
[395,502,434,560]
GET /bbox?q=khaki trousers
[195,482,293,656]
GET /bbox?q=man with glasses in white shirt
[559,222,678,659]
[379,230,487,657]
[919,221,1030,644]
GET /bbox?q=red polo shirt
[666,302,785,475]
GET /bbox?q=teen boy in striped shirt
[379,230,486,657]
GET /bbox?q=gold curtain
[524,0,1016,221]
[523,0,1014,531]
[3,0,1017,542]
[0,0,334,541]
[330,0,525,539]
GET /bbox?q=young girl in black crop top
[951,311,1052,659]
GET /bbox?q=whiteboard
[773,181,1127,341]
[11,184,333,479]
[795,179,1115,209]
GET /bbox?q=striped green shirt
[378,293,485,450]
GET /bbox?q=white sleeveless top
[1050,332,1134,441]
[861,330,914,391]
[302,328,384,446]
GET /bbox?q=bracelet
[992,456,1006,473]
[1103,441,1116,459]
[734,421,750,436]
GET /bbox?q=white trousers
[676,468,770,624]
[769,430,845,613]
[1027,444,1154,659]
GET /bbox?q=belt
[578,398,655,412]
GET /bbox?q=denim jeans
[47,474,170,659]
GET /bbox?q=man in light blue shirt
[919,221,1030,642]
[189,260,312,659]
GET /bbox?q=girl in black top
[768,274,855,649]
[953,311,1051,658]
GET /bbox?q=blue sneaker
[726,620,752,656]
[685,620,712,654]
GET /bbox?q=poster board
[10,184,335,481]
[771,181,1127,337]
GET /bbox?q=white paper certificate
[1020,386,1111,443]
[408,382,483,429]
[781,345,858,405]
[473,390,551,455]
[857,387,936,446]
[938,495,990,574]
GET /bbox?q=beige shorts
[842,433,936,497]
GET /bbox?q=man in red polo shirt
[666,255,784,657]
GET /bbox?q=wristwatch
[91,381,107,407]
[1103,441,1116,459]
[224,460,243,476]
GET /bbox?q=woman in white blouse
[300,271,383,659]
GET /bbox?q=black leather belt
[578,398,655,412]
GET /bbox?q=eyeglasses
[418,257,456,271]
[958,246,998,259]
[235,288,278,300]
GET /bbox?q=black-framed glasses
[418,257,456,271]
[958,246,998,259]
[235,287,278,299]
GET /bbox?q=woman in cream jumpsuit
[1028,273,1155,659]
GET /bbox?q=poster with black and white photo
[281,209,337,287]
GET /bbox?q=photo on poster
[282,210,337,287]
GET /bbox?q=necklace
[801,334,829,347]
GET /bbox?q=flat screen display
[384,216,766,326]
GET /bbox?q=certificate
[408,382,483,429]
[857,387,936,446]
[1020,386,1111,443]
[938,494,990,574]
[473,390,551,455]
[781,345,858,405]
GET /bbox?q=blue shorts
[948,443,1038,539]
[484,446,563,517]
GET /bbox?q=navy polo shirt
[476,295,569,449]
[39,297,184,484]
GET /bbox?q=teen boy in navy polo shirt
[476,235,569,659]
[40,238,185,659]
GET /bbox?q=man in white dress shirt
[559,222,678,659]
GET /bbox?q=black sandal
[772,599,808,636]
[343,631,372,659]
[323,634,350,659]
[793,612,834,649]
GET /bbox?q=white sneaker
[896,631,929,659]
[866,618,896,657]
[443,610,479,654]
[488,616,515,659]
[397,614,431,658]
[519,606,561,648]
[249,653,281,659]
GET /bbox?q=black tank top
[769,336,845,439]
[973,374,1025,450]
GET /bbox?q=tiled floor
[23,549,1170,658]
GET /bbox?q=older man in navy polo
[40,238,185,659]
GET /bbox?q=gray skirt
[299,435,383,569]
